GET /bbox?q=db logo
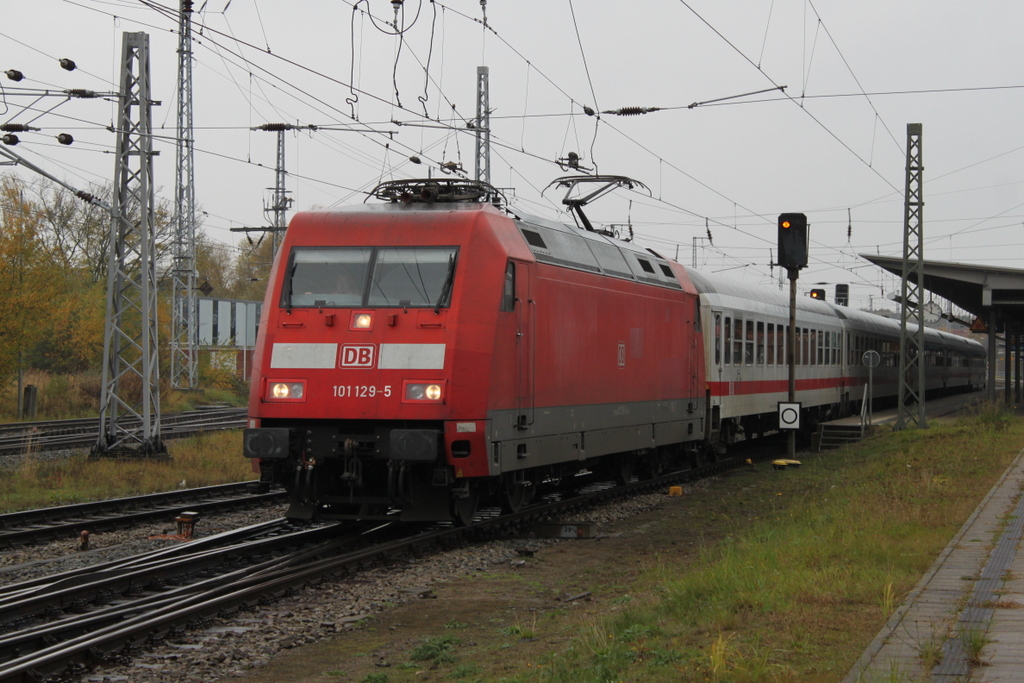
[340,345,375,368]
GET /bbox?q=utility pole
[691,236,711,269]
[474,66,490,185]
[171,0,198,390]
[896,123,927,430]
[94,32,165,457]
[252,124,309,256]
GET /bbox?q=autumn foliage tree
[0,176,74,380]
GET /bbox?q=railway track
[0,451,747,683]
[0,407,247,456]
[0,481,286,549]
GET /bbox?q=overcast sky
[4,0,1024,313]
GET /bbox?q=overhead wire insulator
[67,89,99,98]
[57,133,74,145]
[5,69,24,81]
[1,123,40,132]
[409,155,422,164]
[59,58,77,72]
[2,134,20,146]
[601,106,661,116]
[583,106,595,116]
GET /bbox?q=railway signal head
[810,288,825,300]
[777,213,808,269]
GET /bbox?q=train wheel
[452,485,479,526]
[501,477,533,514]
[616,458,635,486]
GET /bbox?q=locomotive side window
[501,261,516,311]
[368,246,459,308]
[285,247,372,308]
[766,323,775,365]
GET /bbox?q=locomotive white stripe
[378,343,446,369]
[270,343,338,369]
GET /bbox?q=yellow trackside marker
[455,468,463,478]
[668,486,683,497]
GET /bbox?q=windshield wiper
[434,253,457,314]
[284,261,298,312]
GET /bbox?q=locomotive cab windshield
[283,245,459,309]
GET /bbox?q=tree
[226,232,275,302]
[0,176,67,382]
[32,178,111,283]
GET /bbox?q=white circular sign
[778,402,801,430]
[862,350,881,368]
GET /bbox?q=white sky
[4,0,1024,313]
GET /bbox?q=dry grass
[0,430,253,512]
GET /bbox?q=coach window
[724,316,732,365]
[745,320,755,365]
[766,323,775,365]
[501,262,516,313]
[714,313,722,365]
[733,318,743,365]
[803,328,810,366]
[756,321,765,365]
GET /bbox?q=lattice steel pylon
[93,31,165,457]
[170,0,198,390]
[271,127,289,255]
[474,66,490,185]
[896,123,927,430]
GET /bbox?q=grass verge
[529,404,1022,682]
[0,430,252,512]
[318,403,1023,683]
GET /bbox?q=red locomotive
[244,177,985,523]
[244,178,707,522]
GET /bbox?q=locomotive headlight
[403,382,444,402]
[268,381,305,401]
[351,312,373,330]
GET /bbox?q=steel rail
[0,481,285,549]
[0,408,247,455]
[0,451,750,683]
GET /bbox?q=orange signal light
[781,220,791,229]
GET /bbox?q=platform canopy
[859,254,1024,329]
[860,254,1024,402]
